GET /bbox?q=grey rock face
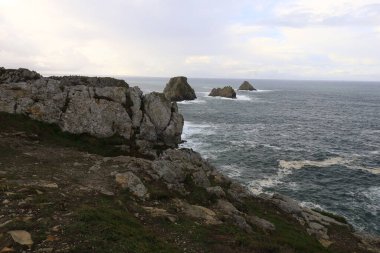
[163,76,196,102]
[238,81,256,91]
[209,86,236,99]
[0,67,41,83]
[246,215,275,232]
[115,171,148,198]
[0,68,184,147]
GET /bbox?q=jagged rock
[128,87,143,127]
[227,181,251,201]
[163,76,196,102]
[115,171,148,198]
[0,67,184,148]
[271,193,303,214]
[0,67,41,83]
[206,186,226,198]
[174,199,222,225]
[230,214,252,233]
[246,215,275,232]
[7,230,33,246]
[209,86,236,99]
[191,170,210,188]
[238,81,256,91]
[215,199,239,215]
[151,160,187,185]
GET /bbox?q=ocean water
[125,76,380,235]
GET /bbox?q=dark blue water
[126,77,380,235]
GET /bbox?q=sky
[0,0,380,80]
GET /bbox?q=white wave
[220,165,242,179]
[178,99,206,105]
[236,94,252,101]
[279,157,350,170]
[300,201,324,210]
[256,89,274,93]
[204,94,253,101]
[346,165,380,175]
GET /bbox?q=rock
[246,215,275,232]
[238,81,256,91]
[7,230,33,246]
[0,67,185,148]
[208,86,236,99]
[115,172,148,198]
[191,170,210,188]
[227,181,251,201]
[271,193,303,215]
[230,215,252,233]
[174,199,222,225]
[142,92,183,146]
[0,67,41,83]
[215,199,239,215]
[40,182,59,189]
[163,76,196,102]
[151,160,186,184]
[143,206,177,222]
[206,186,226,198]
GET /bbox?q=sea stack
[238,81,256,91]
[209,86,236,99]
[163,76,196,102]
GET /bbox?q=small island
[209,86,236,99]
[238,81,256,91]
[163,76,196,102]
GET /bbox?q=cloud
[0,0,379,80]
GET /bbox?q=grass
[65,198,180,253]
[0,112,136,157]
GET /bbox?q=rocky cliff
[209,86,236,99]
[163,76,196,102]
[0,68,184,152]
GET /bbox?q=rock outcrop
[208,86,236,99]
[0,67,184,148]
[163,76,196,102]
[238,81,256,91]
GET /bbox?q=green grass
[0,112,136,157]
[65,199,180,253]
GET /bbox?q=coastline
[0,68,379,252]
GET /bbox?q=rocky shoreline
[0,68,379,253]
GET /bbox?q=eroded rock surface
[163,76,196,102]
[238,81,256,91]
[209,86,236,99]
[0,68,183,148]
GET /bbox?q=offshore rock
[163,76,196,102]
[209,86,236,99]
[238,81,256,91]
[0,67,184,147]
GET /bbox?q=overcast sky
[1,0,380,80]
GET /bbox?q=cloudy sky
[1,0,380,80]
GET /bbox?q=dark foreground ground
[0,112,379,253]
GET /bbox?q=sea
[125,76,380,235]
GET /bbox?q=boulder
[163,76,196,102]
[246,215,275,232]
[0,67,41,83]
[208,86,236,99]
[114,171,148,198]
[238,81,256,91]
[0,67,184,149]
